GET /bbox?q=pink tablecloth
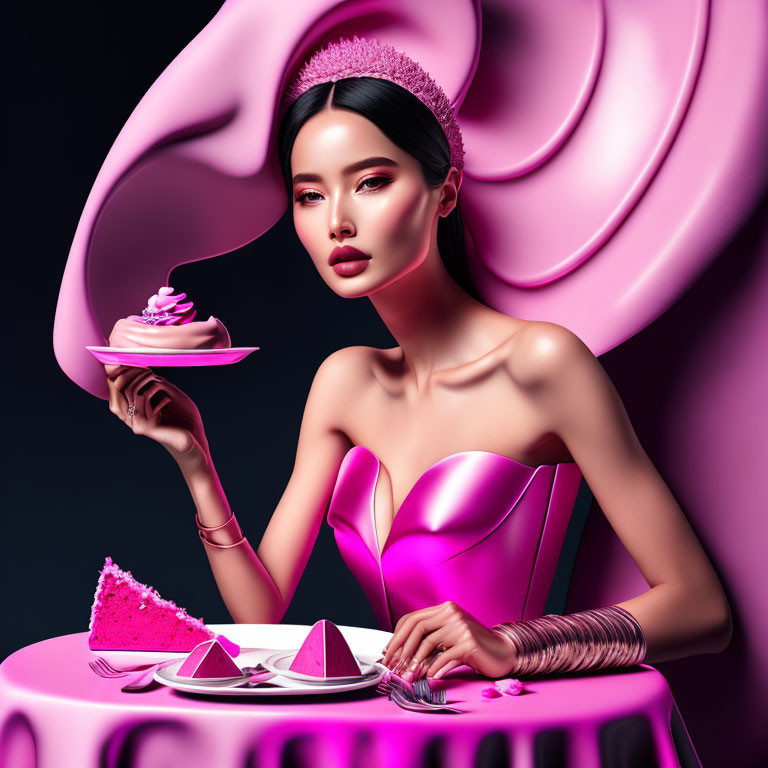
[0,632,700,768]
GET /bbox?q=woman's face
[290,107,454,297]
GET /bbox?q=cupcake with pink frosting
[108,287,231,350]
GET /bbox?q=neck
[368,238,508,393]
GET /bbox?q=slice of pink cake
[289,620,362,678]
[88,557,236,653]
[177,639,242,678]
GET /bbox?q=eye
[358,176,390,191]
[295,190,323,204]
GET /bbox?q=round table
[0,624,701,768]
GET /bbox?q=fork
[375,667,446,705]
[89,657,159,678]
[119,660,182,691]
[379,683,462,714]
[413,676,447,705]
[377,672,462,713]
[388,688,439,712]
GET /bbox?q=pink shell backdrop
[53,1,768,764]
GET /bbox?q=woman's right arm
[105,349,357,624]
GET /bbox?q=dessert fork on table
[373,653,447,706]
[376,670,462,713]
[88,656,175,678]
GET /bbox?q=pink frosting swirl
[130,286,196,325]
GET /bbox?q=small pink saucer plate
[85,346,259,367]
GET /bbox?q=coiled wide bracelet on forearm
[491,605,647,677]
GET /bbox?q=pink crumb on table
[482,678,526,699]
[496,678,525,695]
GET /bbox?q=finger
[142,374,175,402]
[108,378,128,422]
[125,370,156,405]
[382,614,415,665]
[107,366,139,396]
[430,658,464,680]
[383,614,413,660]
[382,606,443,667]
[128,374,163,420]
[105,364,134,379]
[111,364,150,382]
[391,611,415,637]
[401,628,451,678]
[112,367,150,397]
[147,395,173,419]
[142,383,171,418]
[130,383,158,420]
[426,644,468,679]
[108,371,142,423]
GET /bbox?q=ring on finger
[128,401,137,417]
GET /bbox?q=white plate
[155,651,384,696]
[261,650,378,684]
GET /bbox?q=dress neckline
[346,445,575,557]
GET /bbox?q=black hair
[277,77,478,299]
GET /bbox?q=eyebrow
[292,156,399,185]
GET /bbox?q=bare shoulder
[314,345,376,387]
[291,346,375,455]
[309,346,375,414]
[507,320,596,389]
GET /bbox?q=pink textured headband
[283,35,465,171]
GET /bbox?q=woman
[103,37,732,684]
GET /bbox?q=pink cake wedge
[88,556,239,654]
[289,620,362,678]
[177,639,242,678]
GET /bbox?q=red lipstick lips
[328,246,371,266]
[329,246,372,277]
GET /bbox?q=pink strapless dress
[327,445,583,631]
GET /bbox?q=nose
[329,196,355,241]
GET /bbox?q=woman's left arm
[380,323,733,680]
[512,322,733,663]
